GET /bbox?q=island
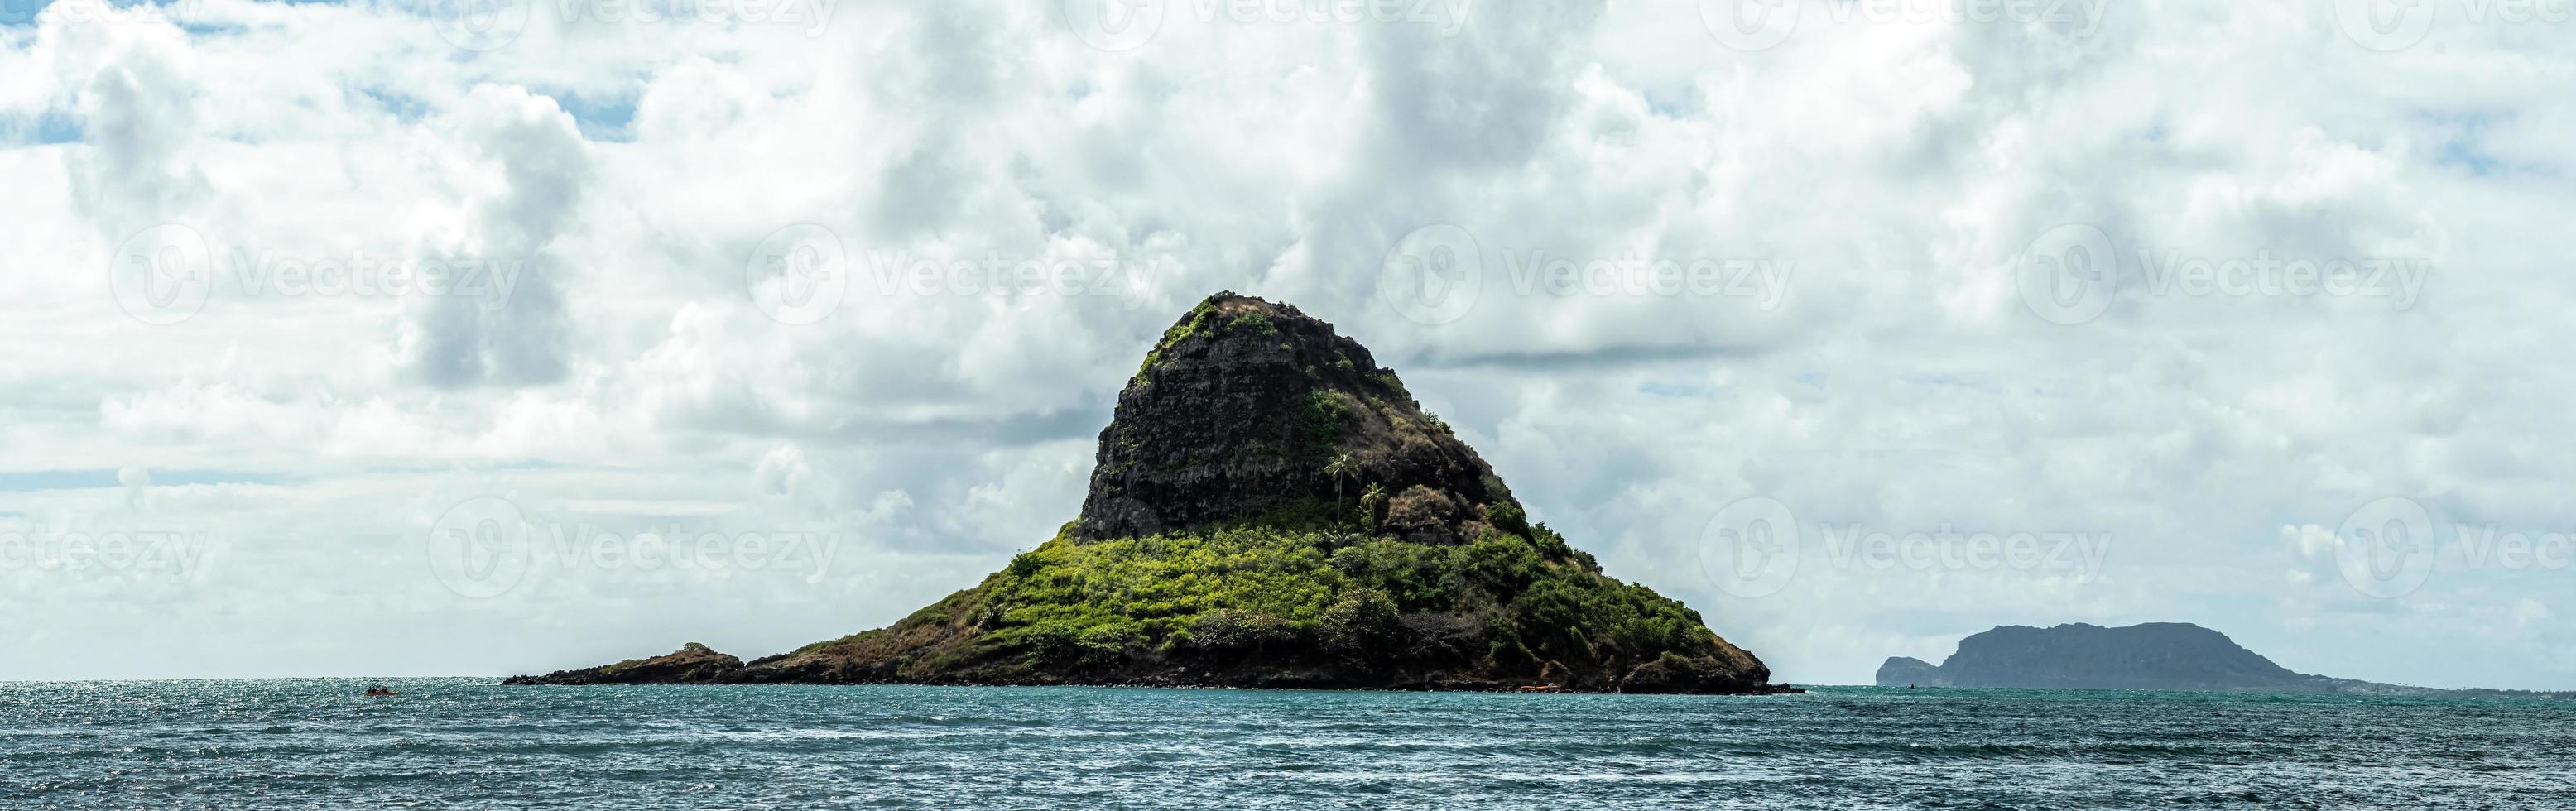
[509,294,1793,694]
[1879,622,2571,696]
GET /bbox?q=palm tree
[1358,482,1387,530]
[1324,450,1356,505]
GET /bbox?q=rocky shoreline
[502,644,1806,694]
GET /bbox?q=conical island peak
[511,293,1786,694]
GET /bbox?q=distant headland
[1880,622,2570,697]
[510,294,1794,694]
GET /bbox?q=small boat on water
[363,686,399,697]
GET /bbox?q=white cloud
[1,0,2571,688]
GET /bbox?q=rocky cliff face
[510,294,1787,694]
[1074,295,1513,546]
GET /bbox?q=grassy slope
[754,507,1748,689]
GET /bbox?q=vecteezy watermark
[1377,223,1795,326]
[2324,497,2575,598]
[2333,0,2570,52]
[1698,497,1801,598]
[856,252,1161,305]
[424,0,839,52]
[744,223,850,325]
[2,0,202,25]
[1698,497,2112,599]
[108,224,526,326]
[742,223,1162,325]
[1699,0,2110,51]
[425,497,845,599]
[108,224,215,326]
[0,527,209,581]
[2015,223,2431,325]
[1060,0,1471,52]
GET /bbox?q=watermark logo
[0,527,209,581]
[1699,0,1800,50]
[2016,223,2118,325]
[428,0,534,52]
[746,223,850,325]
[1062,0,1470,52]
[2320,497,2573,598]
[858,252,1160,305]
[108,224,531,326]
[424,496,847,600]
[2333,0,2567,52]
[427,496,535,599]
[1817,522,2112,578]
[1698,497,2114,599]
[742,223,1163,325]
[1378,223,1483,325]
[1699,497,1801,598]
[1063,0,1166,50]
[2332,497,2434,598]
[2333,0,2437,50]
[109,223,214,326]
[427,0,839,52]
[1377,223,1796,326]
[1700,0,2109,50]
[2016,223,2431,325]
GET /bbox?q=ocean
[4,679,2568,809]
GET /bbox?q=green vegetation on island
[510,294,1784,693]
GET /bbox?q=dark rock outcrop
[1074,295,1511,546]
[1874,655,1939,687]
[505,643,740,686]
[511,294,1790,695]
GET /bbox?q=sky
[1,0,2571,688]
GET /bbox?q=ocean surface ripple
[4,680,2569,809]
